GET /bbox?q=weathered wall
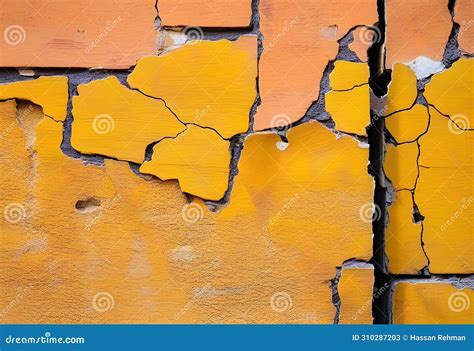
[0,0,472,324]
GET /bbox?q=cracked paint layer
[454,0,474,54]
[326,87,370,136]
[385,63,418,116]
[415,108,473,274]
[140,125,231,201]
[71,76,185,164]
[254,0,377,130]
[158,0,252,27]
[392,282,473,324]
[325,60,370,136]
[385,0,452,68]
[329,61,369,91]
[0,77,68,121]
[384,143,419,191]
[1,107,373,322]
[0,0,157,68]
[385,190,427,274]
[385,56,473,275]
[128,37,257,139]
[424,58,473,122]
[338,265,374,324]
[385,104,429,144]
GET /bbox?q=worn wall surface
[0,0,472,324]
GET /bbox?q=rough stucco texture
[0,0,472,325]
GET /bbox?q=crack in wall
[374,0,473,323]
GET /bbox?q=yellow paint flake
[338,265,374,324]
[384,143,418,190]
[329,61,369,91]
[229,121,373,264]
[1,105,373,322]
[424,58,473,122]
[415,108,473,273]
[71,76,185,164]
[326,85,370,135]
[128,37,257,138]
[385,190,426,274]
[393,282,473,324]
[140,125,231,201]
[0,76,68,121]
[385,104,429,143]
[385,63,417,116]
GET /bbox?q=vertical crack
[368,0,391,324]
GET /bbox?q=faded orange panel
[71,76,185,164]
[384,143,419,191]
[0,76,68,121]
[393,282,473,324]
[349,27,374,62]
[455,0,474,54]
[0,0,157,68]
[415,108,473,274]
[385,0,452,68]
[159,0,252,27]
[385,190,427,274]
[385,104,429,143]
[254,0,377,130]
[140,125,231,201]
[338,265,374,324]
[128,37,257,138]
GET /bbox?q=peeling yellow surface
[229,121,373,267]
[385,64,417,116]
[140,125,231,201]
[71,76,185,164]
[326,85,370,135]
[385,104,429,143]
[1,111,373,323]
[330,61,369,91]
[0,77,68,121]
[393,282,473,324]
[424,58,473,121]
[386,190,427,274]
[338,266,374,324]
[128,37,257,138]
[415,108,473,274]
[384,143,418,191]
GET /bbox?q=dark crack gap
[368,0,391,325]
